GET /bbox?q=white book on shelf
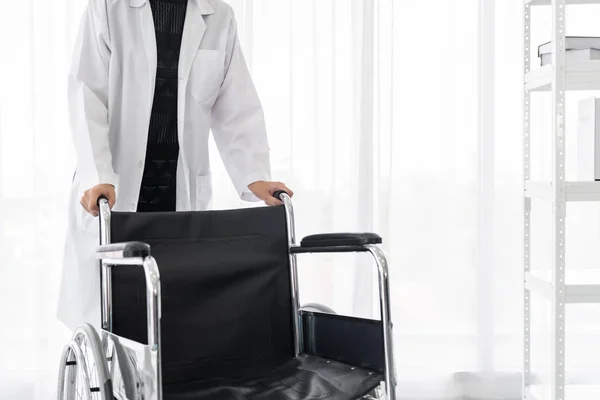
[538,36,600,56]
[540,48,600,66]
[578,98,600,181]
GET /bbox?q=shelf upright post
[523,0,532,397]
[550,0,567,399]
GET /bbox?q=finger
[83,201,97,216]
[107,191,116,209]
[266,195,282,206]
[80,197,90,213]
[270,183,293,199]
[280,185,294,198]
[88,198,100,216]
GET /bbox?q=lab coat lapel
[179,0,212,90]
[177,0,213,207]
[139,2,157,107]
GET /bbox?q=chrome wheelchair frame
[57,193,397,400]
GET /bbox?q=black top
[137,0,188,212]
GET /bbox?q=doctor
[58,0,293,330]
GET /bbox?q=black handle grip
[273,190,290,201]
[97,195,109,207]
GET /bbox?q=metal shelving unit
[527,0,600,5]
[524,1,600,399]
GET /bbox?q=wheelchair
[57,192,396,400]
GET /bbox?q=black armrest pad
[300,233,382,248]
[97,242,151,258]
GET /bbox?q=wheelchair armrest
[300,233,382,247]
[97,242,151,259]
[301,233,382,247]
[290,233,381,254]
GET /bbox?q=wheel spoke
[60,328,108,400]
[73,331,103,399]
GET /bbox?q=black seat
[163,355,381,400]
[110,206,383,400]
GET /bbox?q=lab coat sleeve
[211,7,271,202]
[68,0,119,194]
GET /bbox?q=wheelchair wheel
[300,303,337,314]
[57,324,112,400]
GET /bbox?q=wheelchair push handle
[273,190,291,201]
[97,195,109,207]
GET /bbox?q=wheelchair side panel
[300,311,386,374]
[103,330,160,400]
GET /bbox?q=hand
[248,181,294,206]
[81,184,116,216]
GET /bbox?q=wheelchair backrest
[110,205,294,385]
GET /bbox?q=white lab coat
[58,0,271,330]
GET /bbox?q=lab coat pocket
[196,174,213,211]
[188,50,225,104]
[73,182,97,235]
[76,200,98,235]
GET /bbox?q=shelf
[566,284,600,303]
[525,273,600,303]
[524,181,600,201]
[566,181,600,201]
[524,62,600,91]
[527,0,600,5]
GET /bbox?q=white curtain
[0,0,84,398]
[11,0,600,399]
